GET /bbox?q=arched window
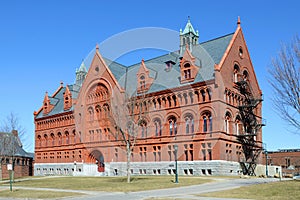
[72,130,76,143]
[44,134,48,147]
[183,93,188,105]
[183,63,191,80]
[200,89,206,102]
[167,96,172,107]
[172,95,177,107]
[243,70,248,81]
[65,131,69,145]
[184,114,194,134]
[50,133,55,146]
[168,116,177,135]
[103,104,110,118]
[57,132,62,145]
[235,116,243,135]
[139,120,147,138]
[140,75,146,90]
[207,88,212,101]
[233,64,240,82]
[153,118,162,136]
[95,105,101,119]
[202,112,212,133]
[37,135,41,147]
[87,107,94,121]
[203,116,207,132]
[225,112,232,133]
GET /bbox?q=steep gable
[216,21,262,97]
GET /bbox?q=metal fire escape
[235,78,265,176]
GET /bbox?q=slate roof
[36,32,233,119]
[0,132,34,158]
[35,84,80,119]
[123,33,233,95]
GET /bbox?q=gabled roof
[36,32,234,118]
[200,33,234,64]
[0,132,34,158]
[122,33,233,95]
[35,84,80,119]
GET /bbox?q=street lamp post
[265,150,268,177]
[174,144,178,184]
[264,143,268,177]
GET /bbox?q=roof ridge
[199,32,234,45]
[103,57,127,69]
[127,51,179,68]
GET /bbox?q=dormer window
[183,63,191,80]
[44,102,48,110]
[63,85,72,110]
[136,59,154,94]
[165,61,175,72]
[180,47,199,84]
[139,75,146,90]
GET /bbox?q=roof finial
[60,81,64,87]
[142,58,145,64]
[237,16,241,27]
[188,16,190,22]
[96,43,99,52]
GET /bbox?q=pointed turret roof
[180,17,199,36]
[77,61,87,73]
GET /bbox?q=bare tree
[109,91,145,183]
[0,112,27,149]
[269,35,300,132]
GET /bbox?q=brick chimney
[12,130,18,137]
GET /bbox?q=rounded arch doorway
[89,150,105,172]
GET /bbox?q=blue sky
[0,0,299,152]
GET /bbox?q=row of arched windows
[233,63,249,83]
[87,104,110,121]
[130,88,212,115]
[36,129,78,147]
[86,83,110,104]
[224,89,245,107]
[134,112,213,138]
[224,111,243,135]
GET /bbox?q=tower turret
[180,16,199,55]
[76,61,87,86]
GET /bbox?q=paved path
[0,177,286,200]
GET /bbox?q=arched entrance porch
[88,150,105,172]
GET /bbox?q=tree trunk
[0,165,2,181]
[126,142,131,183]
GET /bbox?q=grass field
[2,176,212,192]
[0,189,82,199]
[200,180,300,200]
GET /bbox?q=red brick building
[264,149,300,176]
[34,18,264,176]
[0,131,34,179]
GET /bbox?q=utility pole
[174,144,178,184]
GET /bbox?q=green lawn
[0,189,82,199]
[3,176,212,192]
[200,180,300,200]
